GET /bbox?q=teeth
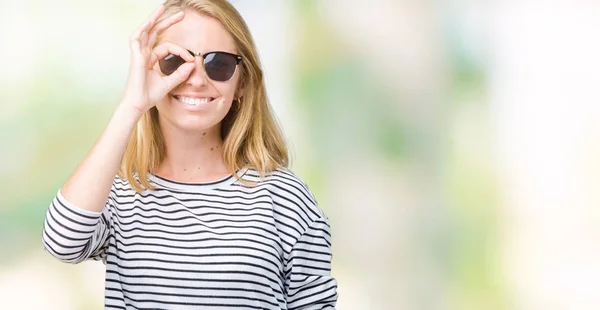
[178,96,212,105]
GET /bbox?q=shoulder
[242,167,327,223]
[108,174,140,201]
[111,174,133,191]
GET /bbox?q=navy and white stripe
[42,168,338,309]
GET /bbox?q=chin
[164,111,221,131]
[179,119,221,132]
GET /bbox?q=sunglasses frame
[160,49,243,82]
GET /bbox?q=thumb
[162,62,195,91]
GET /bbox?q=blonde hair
[119,0,289,192]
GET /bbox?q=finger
[142,5,166,31]
[146,11,185,49]
[148,41,195,69]
[139,30,149,51]
[162,62,196,91]
[139,23,150,48]
[129,5,165,43]
[141,8,177,47]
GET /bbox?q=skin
[152,8,244,182]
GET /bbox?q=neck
[155,122,229,182]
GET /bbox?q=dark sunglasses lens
[204,52,238,81]
[159,54,186,76]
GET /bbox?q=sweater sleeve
[284,217,339,309]
[42,188,113,264]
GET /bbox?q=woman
[41,0,338,309]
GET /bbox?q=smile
[171,95,218,111]
[174,95,216,105]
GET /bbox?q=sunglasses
[159,50,243,82]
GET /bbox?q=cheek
[220,72,242,98]
[218,101,233,114]
[214,84,238,101]
[154,97,171,113]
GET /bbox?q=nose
[184,56,209,87]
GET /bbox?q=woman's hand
[120,5,196,114]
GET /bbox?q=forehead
[158,8,237,54]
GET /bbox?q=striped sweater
[42,168,338,309]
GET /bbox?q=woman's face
[155,9,242,133]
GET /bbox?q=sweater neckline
[147,168,248,191]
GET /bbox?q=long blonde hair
[119,0,289,192]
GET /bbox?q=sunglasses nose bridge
[184,50,205,67]
[187,49,204,58]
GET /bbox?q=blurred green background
[2,0,600,309]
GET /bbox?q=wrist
[117,101,146,119]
